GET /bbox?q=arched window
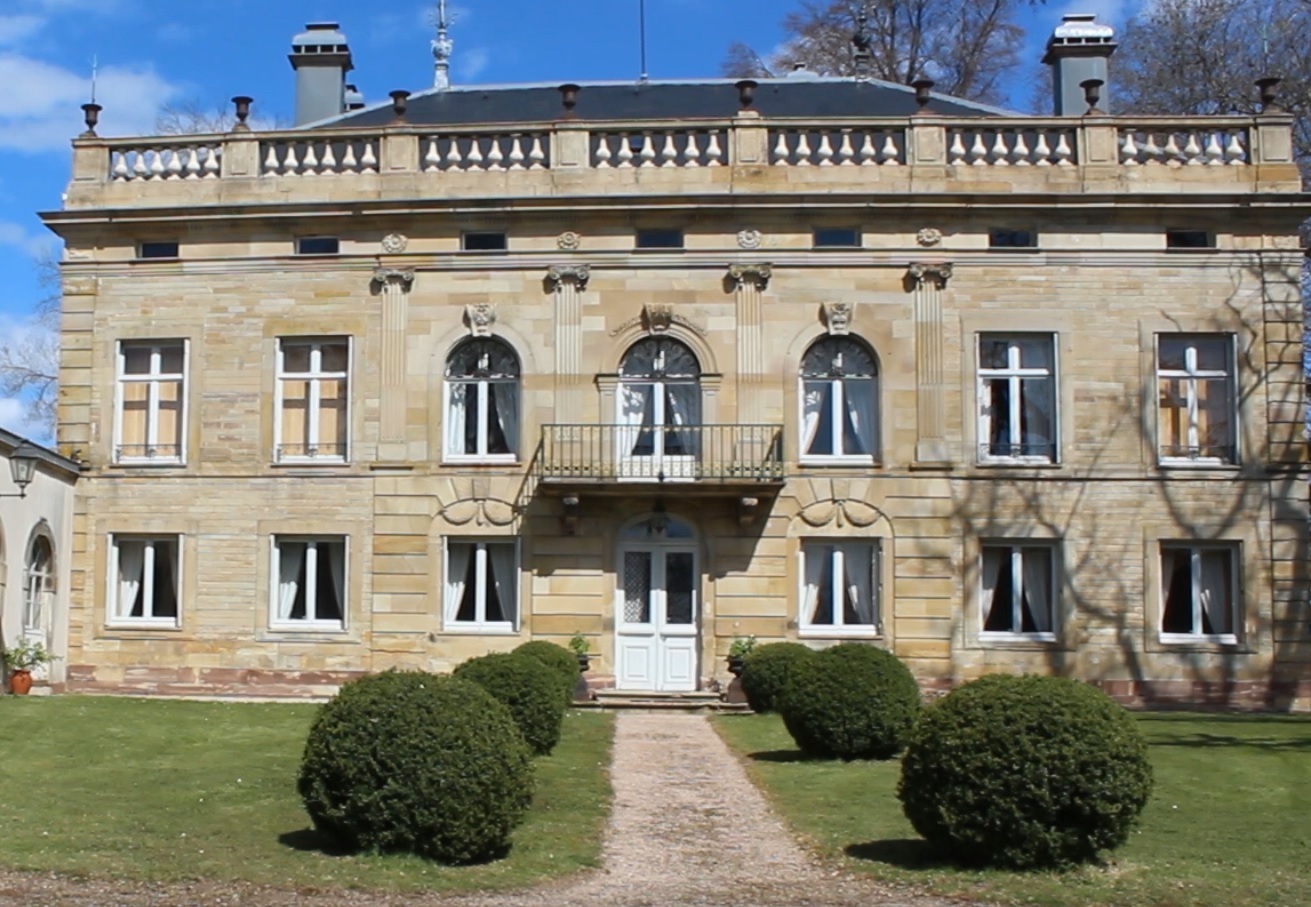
[800,336,879,461]
[23,532,54,634]
[617,338,701,472]
[444,338,521,460]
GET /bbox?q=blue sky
[0,0,1136,438]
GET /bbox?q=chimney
[289,22,354,126]
[1043,13,1117,116]
[344,84,365,111]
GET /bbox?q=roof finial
[432,0,453,91]
[852,10,872,79]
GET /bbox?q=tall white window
[616,337,702,477]
[800,541,878,634]
[1160,544,1237,642]
[23,534,54,633]
[445,540,518,631]
[980,544,1056,639]
[276,339,350,463]
[444,338,521,461]
[1157,335,1236,464]
[271,537,347,630]
[109,536,180,626]
[978,334,1056,462]
[116,341,186,464]
[800,337,878,461]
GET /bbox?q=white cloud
[154,22,191,45]
[0,221,56,259]
[457,47,490,82]
[0,395,45,442]
[0,15,45,46]
[0,53,181,152]
[1054,0,1143,28]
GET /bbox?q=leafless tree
[0,256,60,436]
[720,0,1044,106]
[1115,0,1311,172]
[155,100,287,135]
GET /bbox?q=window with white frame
[977,334,1057,462]
[800,541,879,633]
[445,540,518,630]
[1157,335,1236,464]
[800,336,879,461]
[23,534,53,633]
[1160,544,1237,642]
[271,537,347,629]
[444,338,521,460]
[110,536,180,625]
[276,339,350,462]
[116,340,186,463]
[980,543,1056,638]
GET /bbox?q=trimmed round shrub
[898,674,1153,869]
[297,670,534,864]
[455,653,566,756]
[513,640,579,705]
[740,642,813,714]
[777,643,921,760]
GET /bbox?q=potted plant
[4,639,57,695]
[569,632,592,672]
[727,635,757,677]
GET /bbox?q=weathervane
[432,0,454,90]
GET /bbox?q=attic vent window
[636,229,684,250]
[296,236,340,256]
[989,229,1038,249]
[462,232,508,252]
[1166,229,1214,249]
[813,228,862,249]
[138,241,179,259]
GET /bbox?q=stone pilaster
[548,265,591,423]
[372,267,414,459]
[908,262,952,466]
[728,264,771,424]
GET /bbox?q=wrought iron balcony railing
[538,424,784,485]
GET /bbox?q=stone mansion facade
[40,18,1310,704]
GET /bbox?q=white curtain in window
[803,547,825,624]
[618,383,652,460]
[664,382,699,458]
[1022,549,1052,633]
[1198,550,1230,635]
[489,544,517,624]
[446,382,468,456]
[328,543,346,618]
[276,543,305,621]
[842,544,875,625]
[492,381,519,455]
[117,542,145,619]
[801,382,826,455]
[980,548,1003,627]
[843,379,877,456]
[445,543,471,622]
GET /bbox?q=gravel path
[0,712,955,907]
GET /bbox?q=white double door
[616,543,699,692]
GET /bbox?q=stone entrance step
[580,690,751,712]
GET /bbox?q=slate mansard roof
[316,77,1010,130]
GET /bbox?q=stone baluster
[595,135,613,168]
[638,133,656,167]
[486,137,505,170]
[794,132,813,165]
[361,140,378,173]
[617,134,635,168]
[772,132,789,165]
[508,134,526,170]
[705,130,724,165]
[816,133,835,166]
[424,138,441,171]
[836,130,855,165]
[908,262,953,466]
[1033,132,1052,166]
[529,135,547,168]
[684,132,702,167]
[466,138,484,169]
[659,133,678,167]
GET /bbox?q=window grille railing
[539,424,784,483]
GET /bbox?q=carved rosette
[908,262,953,288]
[546,264,591,291]
[728,263,772,289]
[557,231,582,251]
[736,228,762,250]
[381,232,409,254]
[822,301,854,335]
[465,303,497,337]
[372,267,415,290]
[916,227,943,247]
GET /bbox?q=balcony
[536,424,784,493]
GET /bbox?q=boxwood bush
[513,640,579,705]
[740,642,813,713]
[297,671,533,864]
[455,652,566,755]
[778,643,921,760]
[898,674,1153,869]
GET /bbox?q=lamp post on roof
[3,442,39,499]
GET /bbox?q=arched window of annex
[616,337,702,466]
[23,525,55,635]
[443,337,522,462]
[799,335,880,463]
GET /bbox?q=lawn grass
[715,710,1311,907]
[0,696,615,892]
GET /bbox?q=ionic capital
[907,261,952,288]
[547,264,591,291]
[728,263,772,289]
[372,267,415,290]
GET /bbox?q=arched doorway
[615,512,699,692]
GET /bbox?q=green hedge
[513,640,579,705]
[778,643,921,760]
[740,642,813,713]
[297,671,533,864]
[455,653,567,756]
[898,674,1153,869]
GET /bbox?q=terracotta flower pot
[9,669,33,696]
